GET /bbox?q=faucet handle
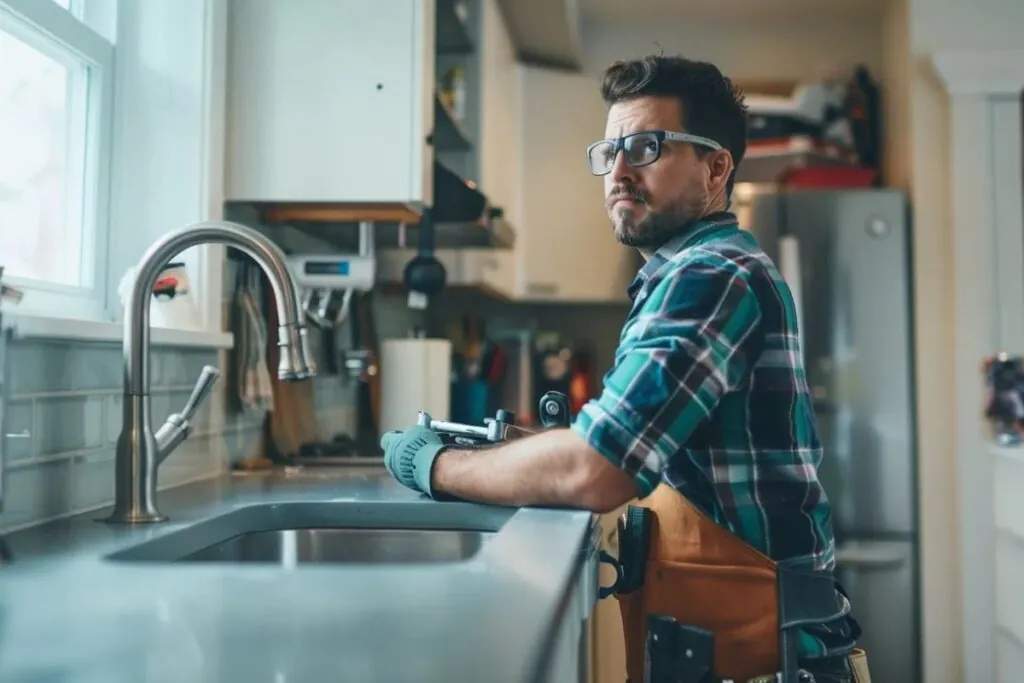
[154,365,220,465]
[180,365,221,423]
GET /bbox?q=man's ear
[709,150,733,188]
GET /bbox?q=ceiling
[496,0,583,70]
[579,0,890,21]
[497,0,890,72]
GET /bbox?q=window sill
[6,313,234,349]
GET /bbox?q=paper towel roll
[380,338,452,434]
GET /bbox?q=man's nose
[609,148,635,184]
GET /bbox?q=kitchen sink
[180,528,490,565]
[105,501,513,565]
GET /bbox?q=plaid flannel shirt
[572,212,857,659]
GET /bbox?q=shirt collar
[626,211,739,302]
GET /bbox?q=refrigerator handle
[835,544,908,571]
[778,235,804,363]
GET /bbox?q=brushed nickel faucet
[103,220,316,524]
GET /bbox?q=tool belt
[598,486,871,683]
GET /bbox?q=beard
[607,184,710,250]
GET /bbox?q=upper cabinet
[224,0,519,230]
[225,0,435,216]
[515,65,637,303]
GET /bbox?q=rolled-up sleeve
[571,252,763,497]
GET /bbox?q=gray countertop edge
[0,467,600,683]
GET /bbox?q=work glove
[381,426,446,498]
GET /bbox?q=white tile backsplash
[0,334,356,533]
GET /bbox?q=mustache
[606,186,647,207]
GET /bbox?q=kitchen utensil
[403,207,446,310]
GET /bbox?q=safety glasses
[586,130,723,176]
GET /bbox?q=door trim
[932,49,1024,683]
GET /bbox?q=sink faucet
[103,220,316,524]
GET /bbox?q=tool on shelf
[418,390,572,447]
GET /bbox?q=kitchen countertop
[0,467,598,683]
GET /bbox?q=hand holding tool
[381,426,446,497]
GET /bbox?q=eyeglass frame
[585,130,724,176]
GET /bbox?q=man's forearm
[430,428,638,511]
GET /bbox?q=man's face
[602,96,725,251]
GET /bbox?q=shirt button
[636,290,648,302]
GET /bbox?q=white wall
[106,0,226,332]
[880,0,911,189]
[581,16,882,81]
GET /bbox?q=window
[0,0,112,319]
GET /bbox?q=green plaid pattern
[572,212,857,659]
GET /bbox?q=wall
[0,340,255,532]
[880,0,911,190]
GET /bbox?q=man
[382,55,869,683]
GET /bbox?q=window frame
[0,0,114,321]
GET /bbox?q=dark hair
[601,55,748,198]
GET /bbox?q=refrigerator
[735,185,920,683]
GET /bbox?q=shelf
[433,160,486,223]
[433,93,472,151]
[260,202,422,225]
[736,137,859,184]
[436,0,474,55]
[386,213,515,249]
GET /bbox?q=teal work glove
[381,426,446,497]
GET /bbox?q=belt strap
[777,566,850,683]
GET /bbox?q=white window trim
[2,0,232,349]
[0,0,114,322]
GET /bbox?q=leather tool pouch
[645,615,715,683]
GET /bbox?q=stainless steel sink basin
[105,501,514,565]
[180,528,490,565]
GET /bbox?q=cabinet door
[516,66,635,303]
[225,0,433,205]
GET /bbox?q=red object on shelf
[780,165,878,188]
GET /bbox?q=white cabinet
[225,0,434,209]
[515,65,637,303]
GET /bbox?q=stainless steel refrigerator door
[782,189,916,535]
[836,539,920,683]
[734,183,782,265]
